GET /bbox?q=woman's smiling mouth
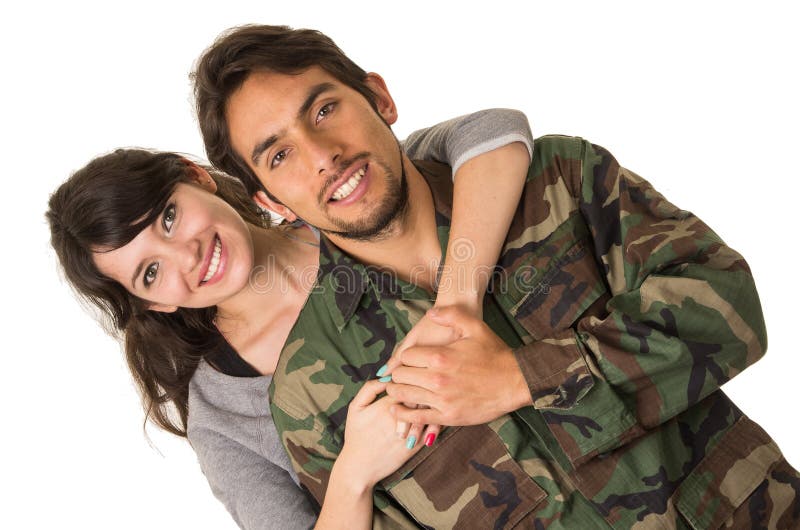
[199,234,226,286]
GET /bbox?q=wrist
[505,347,533,410]
[331,448,377,496]
[433,291,483,317]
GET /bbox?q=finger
[421,424,441,447]
[385,382,437,409]
[426,305,480,337]
[405,422,425,449]
[396,419,409,438]
[389,364,444,389]
[350,379,389,408]
[395,344,451,370]
[385,317,447,374]
[383,351,404,375]
[391,403,443,426]
[398,320,423,352]
[385,332,429,373]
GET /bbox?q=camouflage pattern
[269,135,799,528]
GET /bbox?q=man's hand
[385,305,532,426]
[386,309,462,446]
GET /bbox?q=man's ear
[147,303,178,313]
[364,73,398,125]
[253,190,298,223]
[181,159,218,193]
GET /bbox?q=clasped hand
[382,305,527,443]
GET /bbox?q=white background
[2,1,798,528]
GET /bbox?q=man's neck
[325,156,444,293]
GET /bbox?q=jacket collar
[317,160,454,330]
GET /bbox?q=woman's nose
[173,238,203,275]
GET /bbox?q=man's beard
[321,141,409,242]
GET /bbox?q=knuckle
[430,373,447,391]
[429,351,447,369]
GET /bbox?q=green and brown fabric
[269,136,799,528]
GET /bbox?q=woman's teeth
[202,236,222,283]
[331,167,365,201]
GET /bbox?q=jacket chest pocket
[500,217,609,342]
[380,424,547,529]
[674,416,789,530]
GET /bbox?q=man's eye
[143,263,159,287]
[271,150,288,169]
[162,204,176,232]
[316,102,335,124]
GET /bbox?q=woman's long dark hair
[46,149,264,437]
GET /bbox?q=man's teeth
[331,167,365,201]
[202,236,222,283]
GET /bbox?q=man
[193,25,799,528]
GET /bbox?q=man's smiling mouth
[330,166,366,201]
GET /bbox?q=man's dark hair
[193,24,379,200]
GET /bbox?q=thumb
[351,379,388,408]
[426,305,476,337]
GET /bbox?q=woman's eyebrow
[131,261,144,289]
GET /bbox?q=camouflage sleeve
[401,108,533,174]
[514,137,767,467]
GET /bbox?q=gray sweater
[187,109,534,529]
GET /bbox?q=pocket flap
[675,417,782,529]
[510,240,607,341]
[380,424,547,529]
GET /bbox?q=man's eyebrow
[251,134,278,166]
[297,82,335,120]
[250,82,336,167]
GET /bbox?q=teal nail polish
[376,364,388,377]
[378,375,392,383]
[406,436,417,449]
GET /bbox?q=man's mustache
[318,152,371,205]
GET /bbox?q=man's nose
[305,133,342,177]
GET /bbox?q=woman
[47,109,533,529]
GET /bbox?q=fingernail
[424,433,437,447]
[406,436,417,449]
[376,364,388,377]
[396,421,408,436]
[378,375,392,383]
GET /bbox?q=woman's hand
[334,379,427,491]
[317,380,429,529]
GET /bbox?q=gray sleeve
[401,108,534,175]
[191,428,316,530]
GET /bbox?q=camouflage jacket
[269,136,784,529]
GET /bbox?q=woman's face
[93,179,255,312]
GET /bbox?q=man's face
[226,67,407,240]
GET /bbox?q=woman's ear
[181,159,218,193]
[147,303,178,313]
[253,190,298,223]
[364,73,398,125]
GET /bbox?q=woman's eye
[271,150,288,169]
[316,102,335,124]
[162,204,176,232]
[143,262,159,287]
